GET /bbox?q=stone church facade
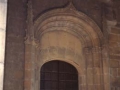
[3,0,120,90]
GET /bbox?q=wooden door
[40,60,78,90]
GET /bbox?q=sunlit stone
[0,2,7,29]
[0,63,4,89]
[0,30,5,63]
[0,0,7,90]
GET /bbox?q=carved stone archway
[24,1,109,90]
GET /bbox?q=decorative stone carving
[24,2,109,90]
[34,2,103,47]
[25,0,39,47]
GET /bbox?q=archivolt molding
[34,3,103,47]
[39,28,90,47]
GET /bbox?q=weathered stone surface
[87,58,93,68]
[109,47,120,55]
[111,27,120,34]
[110,68,118,77]
[87,68,94,84]
[87,85,94,90]
[4,0,120,90]
[110,60,119,68]
[109,34,118,42]
[94,75,101,84]
[118,68,120,76]
[109,42,118,47]
[94,85,102,90]
[4,0,26,90]
[110,55,120,60]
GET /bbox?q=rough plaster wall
[4,0,27,90]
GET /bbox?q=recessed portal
[40,60,78,90]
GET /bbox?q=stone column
[24,0,39,90]
[92,47,104,90]
[24,39,38,90]
[102,45,110,90]
[84,47,104,90]
[0,0,7,90]
[84,47,94,90]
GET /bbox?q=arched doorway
[40,60,78,90]
[24,2,108,90]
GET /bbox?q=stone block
[0,63,4,90]
[49,46,58,58]
[94,59,100,67]
[94,85,102,90]
[25,62,32,70]
[109,34,118,42]
[80,85,86,90]
[25,70,32,80]
[65,48,75,60]
[80,75,86,85]
[109,42,118,47]
[111,87,116,90]
[88,85,94,90]
[92,52,101,67]
[110,54,120,60]
[87,68,93,75]
[39,49,49,60]
[94,75,101,84]
[110,68,118,77]
[104,84,110,90]
[4,80,24,90]
[104,74,110,84]
[111,77,117,83]
[118,68,120,76]
[111,27,120,34]
[14,71,23,79]
[24,80,31,90]
[109,47,120,54]
[110,59,119,68]
[87,58,93,68]
[0,29,5,63]
[94,67,101,75]
[57,47,65,58]
[7,17,26,36]
[87,68,93,84]
[0,0,7,3]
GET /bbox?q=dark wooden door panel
[40,61,78,90]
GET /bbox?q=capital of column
[24,36,39,48]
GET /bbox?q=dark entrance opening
[40,60,78,90]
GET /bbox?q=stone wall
[109,26,120,90]
[33,0,102,28]
[4,0,27,90]
[24,3,105,90]
[4,0,120,90]
[103,0,120,89]
[0,0,7,90]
